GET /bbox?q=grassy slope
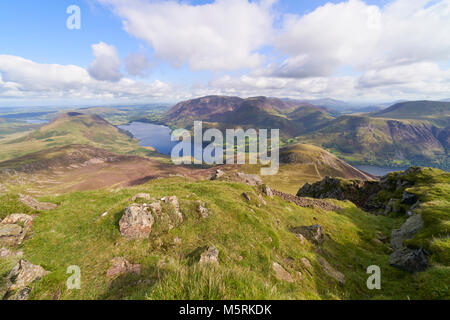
[236,143,374,195]
[0,113,159,162]
[1,172,448,300]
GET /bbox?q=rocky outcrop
[1,260,49,300]
[199,246,219,265]
[291,225,324,245]
[297,167,425,213]
[119,204,155,239]
[119,196,184,239]
[210,169,225,180]
[0,214,34,246]
[273,189,341,211]
[0,247,23,258]
[389,248,428,273]
[196,201,209,218]
[389,214,428,272]
[297,177,382,210]
[19,194,57,211]
[391,214,424,250]
[262,185,274,198]
[106,257,141,279]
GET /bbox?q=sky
[0,0,449,107]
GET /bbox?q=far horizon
[1,0,450,107]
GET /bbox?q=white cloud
[267,0,450,78]
[98,0,275,71]
[88,42,123,82]
[0,55,175,102]
[125,52,152,77]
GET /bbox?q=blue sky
[0,0,449,106]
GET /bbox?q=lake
[354,165,408,177]
[118,121,205,159]
[118,122,179,155]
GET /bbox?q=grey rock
[7,260,50,291]
[389,248,428,273]
[262,185,274,198]
[19,194,57,210]
[401,192,419,205]
[195,201,209,218]
[291,225,324,245]
[272,262,294,283]
[210,169,225,180]
[199,246,219,265]
[391,214,424,250]
[8,287,32,300]
[119,204,154,239]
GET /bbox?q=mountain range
[162,97,450,170]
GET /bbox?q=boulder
[195,201,209,218]
[106,257,141,279]
[391,214,424,250]
[262,185,274,198]
[401,192,419,205]
[19,194,57,211]
[389,248,428,273]
[7,260,50,291]
[0,247,23,258]
[291,225,324,245]
[210,169,225,180]
[272,262,294,283]
[199,246,219,265]
[131,193,152,201]
[0,214,34,246]
[119,204,154,239]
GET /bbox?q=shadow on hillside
[98,264,163,300]
[304,206,401,300]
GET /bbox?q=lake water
[118,122,437,176]
[118,121,205,159]
[354,165,408,177]
[118,122,179,155]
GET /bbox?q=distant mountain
[0,112,153,162]
[300,113,449,170]
[372,101,450,126]
[163,95,335,137]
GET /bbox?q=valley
[0,101,448,301]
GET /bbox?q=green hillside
[300,115,449,169]
[0,113,157,162]
[1,168,448,300]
